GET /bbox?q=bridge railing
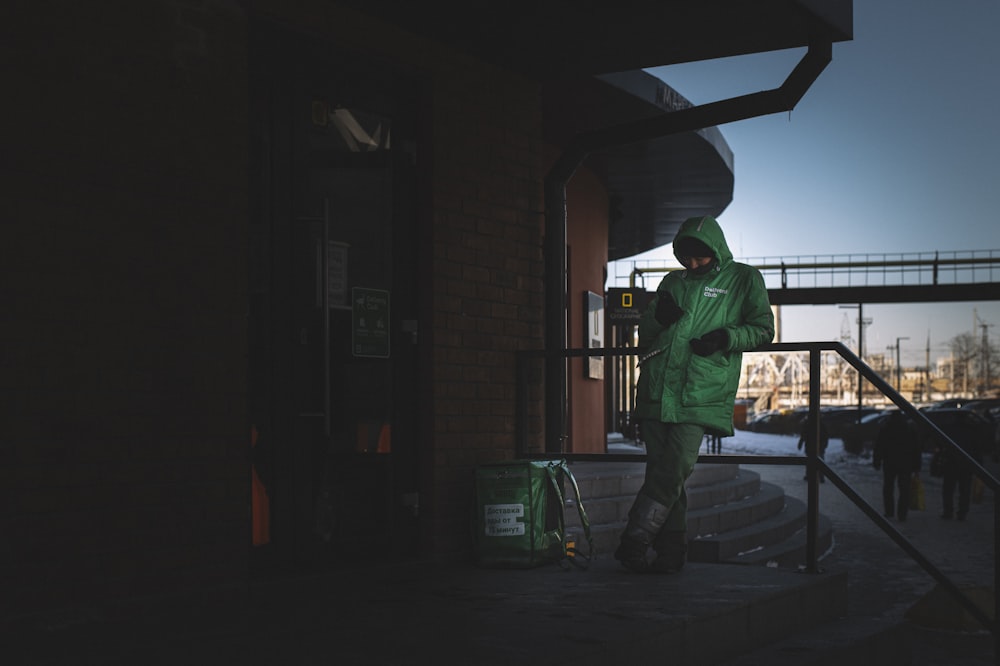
[615,249,1000,290]
[515,341,1000,653]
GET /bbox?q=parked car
[743,409,806,435]
[840,406,994,457]
[841,409,897,455]
[745,405,880,440]
[961,398,1000,418]
[923,398,974,410]
[820,406,882,439]
[919,407,995,460]
[960,399,1000,457]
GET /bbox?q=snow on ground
[723,429,860,463]
[722,429,937,471]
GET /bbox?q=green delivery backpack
[473,459,592,569]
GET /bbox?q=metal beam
[768,283,1000,306]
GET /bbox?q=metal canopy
[335,1,851,260]
[545,71,736,260]
[333,1,852,80]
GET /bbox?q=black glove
[654,293,684,327]
[690,328,728,356]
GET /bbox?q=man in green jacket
[615,215,774,573]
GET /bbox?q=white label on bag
[484,504,525,536]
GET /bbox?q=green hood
[672,216,734,268]
[637,213,774,436]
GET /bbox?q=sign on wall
[352,287,390,358]
[606,288,653,326]
[585,291,604,379]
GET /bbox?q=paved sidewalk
[5,444,996,666]
[8,554,849,666]
[746,447,998,666]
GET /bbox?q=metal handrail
[515,341,1000,655]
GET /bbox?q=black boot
[614,495,670,574]
[614,534,650,573]
[651,530,687,574]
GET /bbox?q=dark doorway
[249,25,421,574]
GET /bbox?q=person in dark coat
[872,411,921,521]
[936,421,985,521]
[797,414,829,482]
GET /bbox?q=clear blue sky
[614,0,1000,367]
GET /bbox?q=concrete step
[566,460,646,503]
[690,493,831,564]
[564,466,758,529]
[686,467,763,512]
[721,509,833,568]
[572,489,831,568]
[687,479,786,539]
[563,462,833,570]
[566,461,741,503]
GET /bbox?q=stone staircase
[558,457,916,664]
[563,458,833,569]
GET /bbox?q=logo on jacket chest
[703,286,729,298]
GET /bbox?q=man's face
[680,255,713,270]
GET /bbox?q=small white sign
[484,503,525,536]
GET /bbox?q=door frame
[248,20,431,573]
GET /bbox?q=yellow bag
[973,475,985,504]
[910,476,926,511]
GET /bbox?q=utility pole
[976,311,993,395]
[894,336,909,394]
[924,332,930,403]
[839,303,871,418]
[980,322,989,395]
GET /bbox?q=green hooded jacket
[635,216,774,436]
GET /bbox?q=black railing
[516,341,1000,658]
[621,249,1000,290]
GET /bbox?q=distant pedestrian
[936,424,984,521]
[872,411,920,521]
[704,433,722,454]
[797,414,829,482]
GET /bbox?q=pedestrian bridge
[616,248,1000,305]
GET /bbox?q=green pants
[639,420,705,533]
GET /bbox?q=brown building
[2,0,851,617]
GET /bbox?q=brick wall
[1,0,249,615]
[428,70,547,556]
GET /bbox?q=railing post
[805,344,821,573]
[995,488,1000,659]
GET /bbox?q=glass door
[250,30,421,572]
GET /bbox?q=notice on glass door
[352,287,390,358]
